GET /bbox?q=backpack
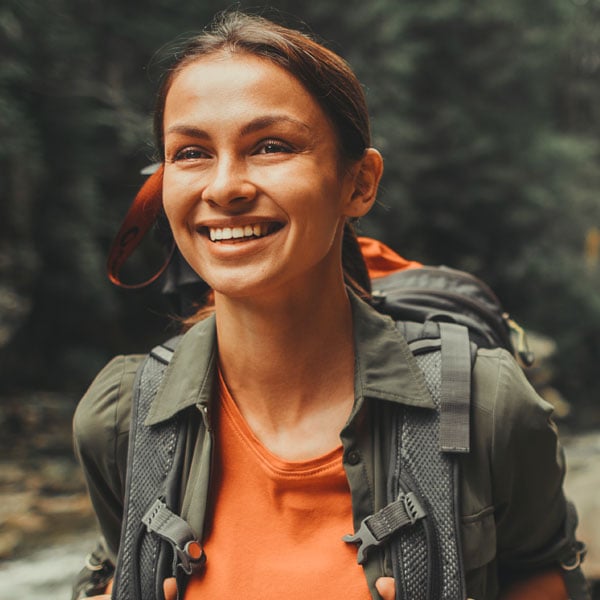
[112,319,474,600]
[107,238,587,600]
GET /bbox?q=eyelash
[254,139,293,154]
[170,138,294,162]
[172,147,210,162]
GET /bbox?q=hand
[499,569,568,600]
[86,577,177,600]
[375,577,395,600]
[374,577,478,600]
[163,577,177,600]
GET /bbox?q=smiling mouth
[204,222,283,242]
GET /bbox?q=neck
[214,276,356,459]
[215,277,354,390]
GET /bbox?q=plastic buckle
[343,517,381,565]
[175,540,206,575]
[343,492,426,565]
[402,491,426,525]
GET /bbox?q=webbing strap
[439,322,471,453]
[343,491,426,564]
[142,499,205,576]
[150,344,175,365]
[106,165,174,289]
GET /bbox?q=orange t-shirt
[184,373,370,599]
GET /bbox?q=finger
[163,577,177,600]
[375,576,395,600]
[89,583,112,599]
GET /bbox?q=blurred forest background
[2,0,600,421]
[1,0,600,592]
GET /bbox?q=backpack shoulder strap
[112,337,203,600]
[345,320,471,599]
[391,322,470,599]
[401,320,473,453]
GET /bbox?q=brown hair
[154,11,371,164]
[155,11,373,321]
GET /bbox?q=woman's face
[162,53,368,300]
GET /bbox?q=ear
[343,148,383,218]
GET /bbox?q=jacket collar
[349,291,433,409]
[145,315,218,426]
[145,292,433,426]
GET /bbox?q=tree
[1,0,599,424]
[345,0,600,420]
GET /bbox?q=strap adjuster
[402,491,424,524]
[176,540,206,575]
[142,498,206,575]
[561,541,587,572]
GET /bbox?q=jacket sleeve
[73,354,143,560]
[485,349,574,577]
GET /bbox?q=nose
[201,156,256,209]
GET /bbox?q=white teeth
[207,223,271,242]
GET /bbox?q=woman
[74,11,584,600]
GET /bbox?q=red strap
[106,173,419,290]
[358,237,422,279]
[106,165,174,289]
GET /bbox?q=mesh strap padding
[112,353,179,600]
[389,345,466,600]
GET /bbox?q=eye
[172,147,211,161]
[254,139,293,155]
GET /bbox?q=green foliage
[352,0,600,421]
[0,0,599,424]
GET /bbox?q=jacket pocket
[461,506,497,571]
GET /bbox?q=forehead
[164,52,329,129]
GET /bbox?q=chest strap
[343,491,426,564]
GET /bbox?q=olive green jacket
[74,294,572,599]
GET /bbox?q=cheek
[162,199,197,261]
[161,170,178,220]
[162,171,195,229]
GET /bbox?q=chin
[202,272,271,301]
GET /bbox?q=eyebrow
[240,115,311,136]
[165,115,311,139]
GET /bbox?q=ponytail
[342,222,371,301]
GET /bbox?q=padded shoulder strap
[112,338,189,600]
[389,342,467,599]
[345,322,470,599]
